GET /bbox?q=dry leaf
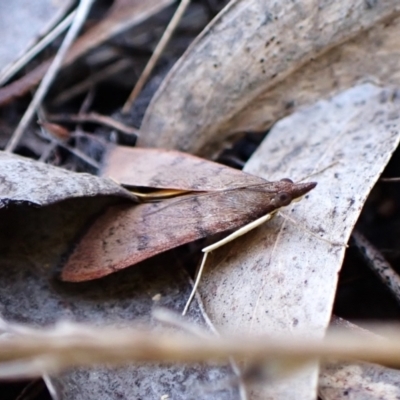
[139,0,400,156]
[230,14,400,134]
[198,84,400,399]
[0,151,134,207]
[103,146,270,190]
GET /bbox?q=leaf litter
[1,0,400,399]
[0,0,174,107]
[60,84,400,399]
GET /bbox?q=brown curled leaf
[102,145,272,191]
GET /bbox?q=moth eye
[280,178,293,183]
[276,192,292,206]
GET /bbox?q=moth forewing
[61,179,316,284]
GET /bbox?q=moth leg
[182,251,209,316]
[278,211,346,247]
[203,212,274,253]
[182,212,274,316]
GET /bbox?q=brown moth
[61,147,316,283]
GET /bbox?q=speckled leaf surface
[139,0,400,156]
[197,84,400,399]
[229,14,400,135]
[320,360,400,400]
[0,151,134,207]
[320,318,400,399]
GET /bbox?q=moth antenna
[297,161,340,183]
[277,211,347,247]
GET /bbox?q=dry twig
[1,320,400,379]
[5,0,96,152]
[352,230,400,305]
[122,0,192,113]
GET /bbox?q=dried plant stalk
[1,321,400,379]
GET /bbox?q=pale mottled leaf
[198,84,400,399]
[139,0,400,156]
[0,152,134,207]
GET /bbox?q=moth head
[272,180,317,208]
